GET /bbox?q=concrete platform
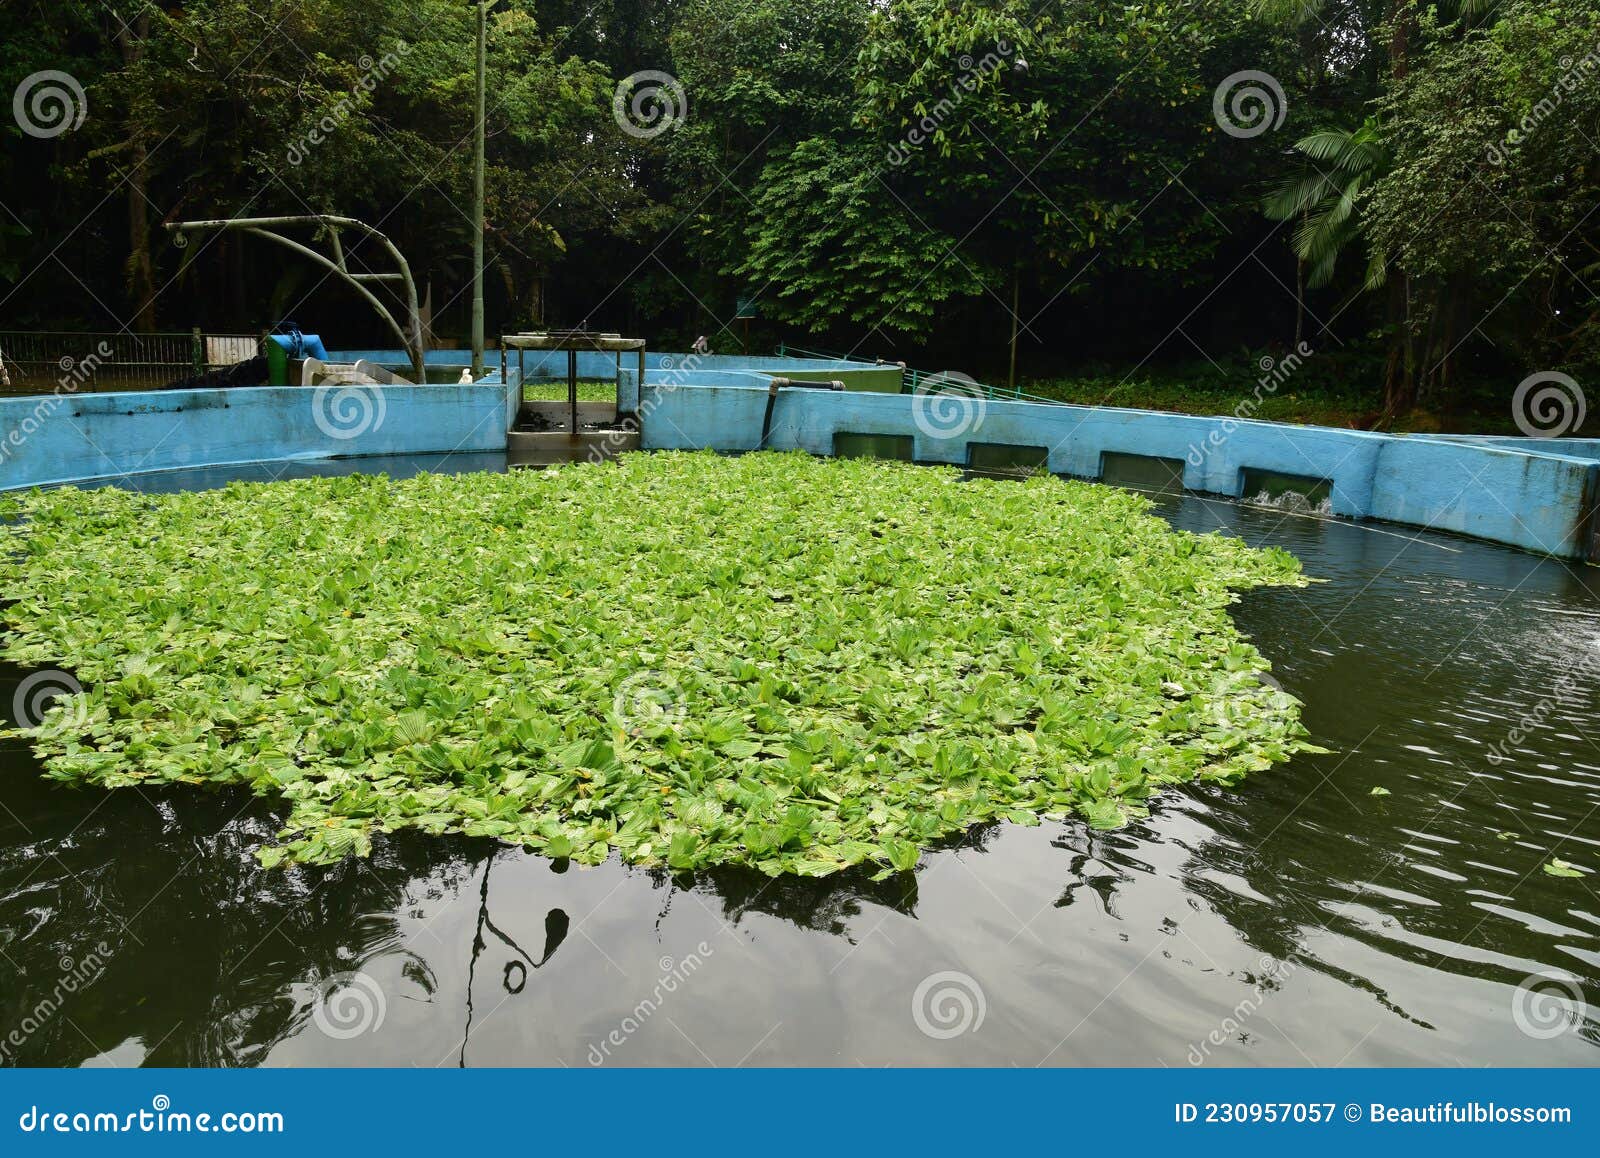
[506,428,639,466]
[514,400,620,434]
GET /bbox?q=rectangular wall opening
[1238,468,1334,511]
[1099,451,1186,494]
[833,432,915,461]
[967,442,1049,478]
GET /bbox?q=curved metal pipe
[241,228,415,371]
[166,216,426,381]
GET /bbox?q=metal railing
[775,341,1063,406]
[0,331,258,395]
[902,366,1064,407]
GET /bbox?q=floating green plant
[0,452,1323,875]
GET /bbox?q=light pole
[471,0,489,379]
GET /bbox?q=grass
[1023,374,1379,429]
[1020,351,1543,435]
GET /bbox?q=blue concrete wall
[3,348,1593,563]
[0,384,511,492]
[1418,434,1600,462]
[638,380,1598,561]
[1371,438,1599,558]
[645,387,1388,514]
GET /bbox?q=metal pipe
[760,379,780,447]
[766,377,845,390]
[471,1,487,379]
[166,216,426,381]
[239,227,414,364]
[567,348,578,440]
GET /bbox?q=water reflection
[0,457,1596,1066]
[460,851,569,1067]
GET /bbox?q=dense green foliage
[2,0,1594,419]
[0,454,1320,873]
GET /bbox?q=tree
[740,0,1297,361]
[734,137,990,335]
[1363,0,1600,400]
[1263,121,1389,300]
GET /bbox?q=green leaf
[0,452,1320,875]
[1544,858,1588,878]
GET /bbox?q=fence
[0,331,258,395]
[774,342,1063,406]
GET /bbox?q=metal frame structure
[165,215,426,382]
[501,330,646,438]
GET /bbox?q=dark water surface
[2,454,1597,1066]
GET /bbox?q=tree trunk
[420,279,437,350]
[1008,262,1020,390]
[117,13,157,332]
[1382,274,1415,420]
[1389,0,1415,80]
[1378,1,1419,421]
[1293,256,1305,349]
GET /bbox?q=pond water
[1,453,1596,1067]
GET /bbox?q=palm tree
[1253,0,1504,418]
[1263,120,1389,294]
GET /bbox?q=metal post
[567,348,578,440]
[1008,267,1019,392]
[471,1,487,379]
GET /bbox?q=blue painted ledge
[2,356,1595,563]
[638,382,1600,562]
[0,384,510,492]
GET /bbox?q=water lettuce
[0,452,1323,875]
